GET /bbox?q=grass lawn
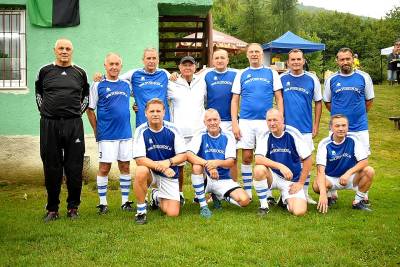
[1,85,399,266]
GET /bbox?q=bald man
[87,53,134,215]
[253,108,311,216]
[35,38,89,222]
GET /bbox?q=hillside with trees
[211,0,400,82]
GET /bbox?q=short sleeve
[323,77,332,102]
[311,74,323,101]
[352,136,368,161]
[88,82,99,110]
[364,73,374,100]
[272,69,283,91]
[132,130,146,159]
[316,140,328,166]
[119,69,137,82]
[231,70,243,95]
[254,132,269,157]
[188,132,203,154]
[225,133,236,159]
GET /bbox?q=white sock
[152,188,160,207]
[241,164,253,198]
[97,175,108,205]
[120,174,131,204]
[191,174,207,207]
[355,191,367,203]
[136,203,147,215]
[303,175,311,196]
[225,196,241,207]
[253,179,270,209]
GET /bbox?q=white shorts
[98,139,133,163]
[220,121,233,133]
[237,119,268,149]
[302,133,314,152]
[325,174,357,191]
[151,171,180,201]
[270,170,306,203]
[205,177,241,200]
[348,130,370,155]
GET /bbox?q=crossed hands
[204,160,219,179]
[155,159,175,178]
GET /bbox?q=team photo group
[35,38,375,224]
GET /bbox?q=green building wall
[0,0,212,136]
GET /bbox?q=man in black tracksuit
[35,38,89,222]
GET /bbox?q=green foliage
[211,0,400,83]
[1,85,400,266]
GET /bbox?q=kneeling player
[253,108,312,216]
[187,109,250,218]
[132,98,187,224]
[313,114,374,213]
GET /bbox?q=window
[0,8,26,89]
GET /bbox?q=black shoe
[277,196,287,209]
[121,201,134,212]
[150,189,159,210]
[328,197,337,207]
[193,196,199,204]
[43,211,59,222]
[97,204,109,215]
[135,213,147,225]
[352,200,372,212]
[267,196,277,206]
[67,208,79,220]
[257,207,270,216]
[180,194,186,206]
[211,193,222,210]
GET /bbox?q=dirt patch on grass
[0,135,135,184]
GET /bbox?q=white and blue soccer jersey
[204,68,238,121]
[316,134,368,177]
[133,121,186,179]
[120,68,170,127]
[232,66,282,120]
[189,129,236,180]
[280,71,322,134]
[89,79,132,141]
[323,70,374,132]
[255,125,312,182]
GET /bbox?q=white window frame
[0,8,27,92]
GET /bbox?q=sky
[299,0,399,19]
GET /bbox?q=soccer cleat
[200,206,212,218]
[327,197,337,207]
[180,194,186,206]
[67,208,79,220]
[97,204,109,215]
[121,201,134,212]
[306,195,317,205]
[149,189,159,210]
[257,207,270,216]
[352,200,372,212]
[192,196,199,204]
[43,211,59,222]
[135,213,147,225]
[211,193,222,210]
[267,196,277,206]
[277,196,287,209]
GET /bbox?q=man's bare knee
[253,165,267,180]
[192,164,204,175]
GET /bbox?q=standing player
[313,114,374,213]
[203,49,239,181]
[168,56,207,203]
[231,43,283,201]
[324,47,374,203]
[280,48,322,204]
[253,108,312,216]
[187,109,250,218]
[120,48,171,127]
[87,53,134,214]
[132,98,187,224]
[35,39,89,221]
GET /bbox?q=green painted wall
[0,0,211,135]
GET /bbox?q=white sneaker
[306,195,317,205]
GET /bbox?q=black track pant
[40,117,85,212]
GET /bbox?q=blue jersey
[232,66,282,120]
[120,68,170,127]
[280,71,322,133]
[88,79,132,141]
[204,68,237,121]
[255,125,311,182]
[323,70,374,132]
[316,134,368,177]
[189,129,236,180]
[133,121,186,179]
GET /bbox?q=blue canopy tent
[262,31,325,65]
